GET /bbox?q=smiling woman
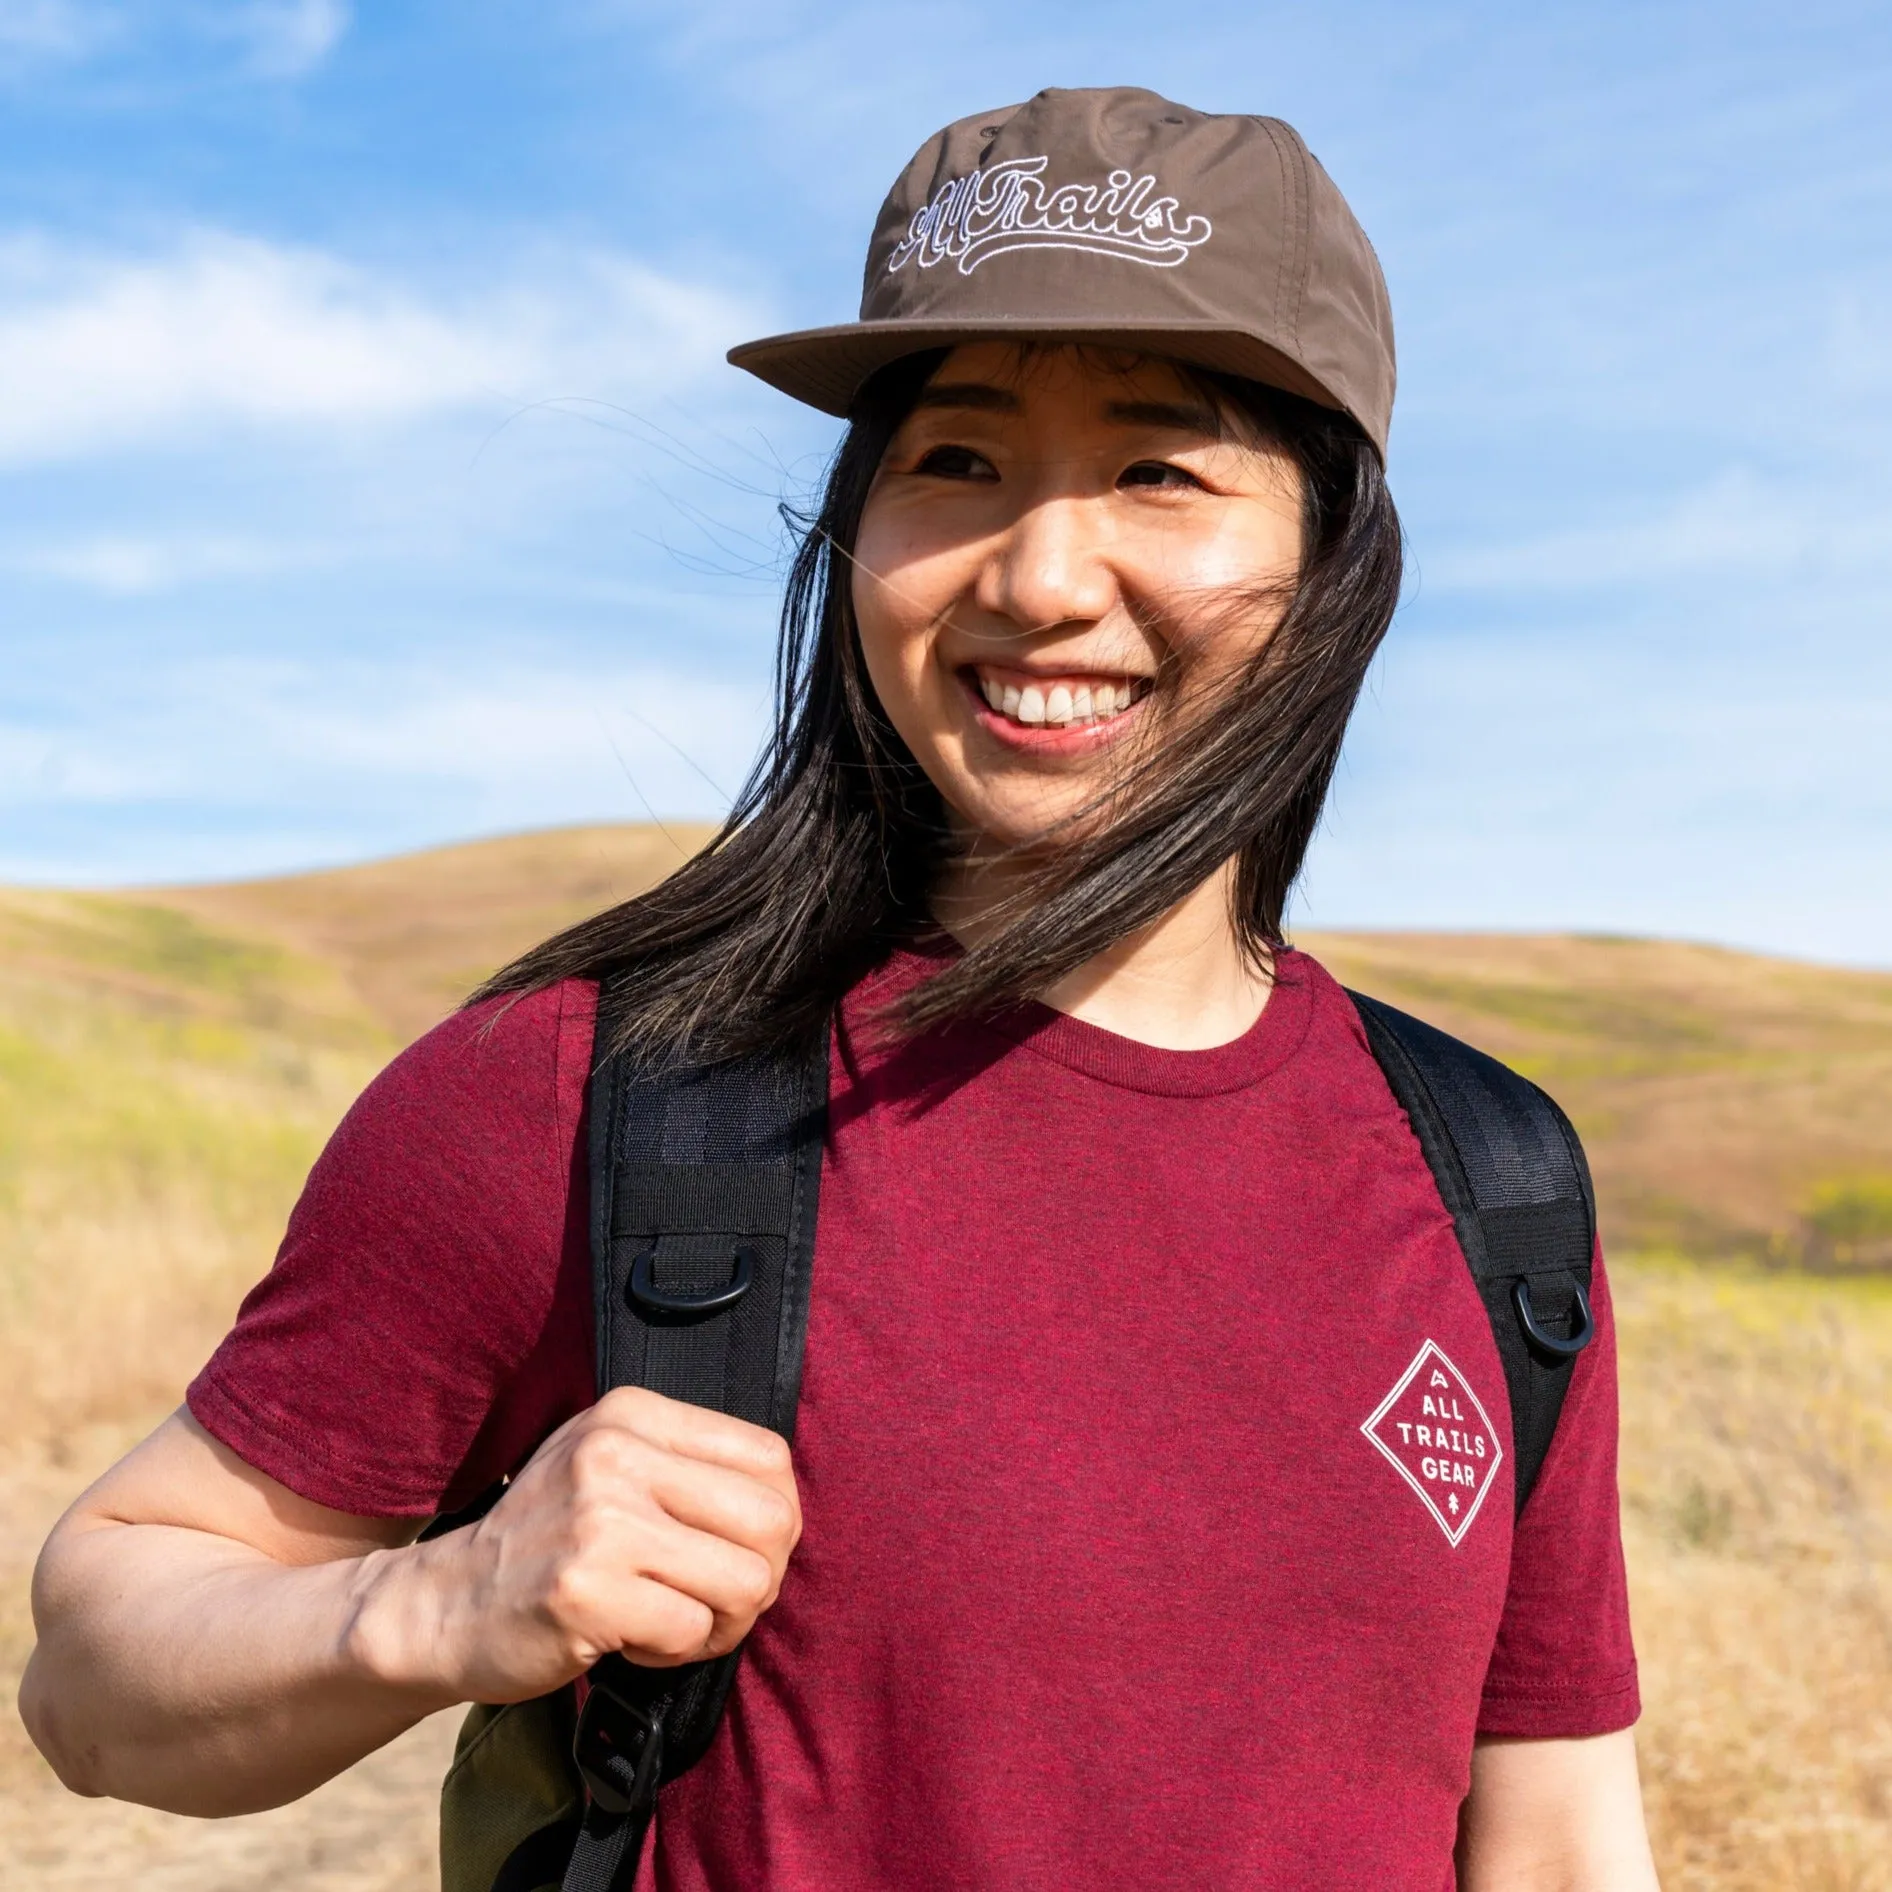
[21,84,1657,1892]
[851,341,1380,1043]
[476,335,1399,1059]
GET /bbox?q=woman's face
[852,342,1307,853]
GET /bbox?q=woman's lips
[959,665,1151,749]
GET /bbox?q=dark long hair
[475,347,1403,1065]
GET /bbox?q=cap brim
[727,318,1356,435]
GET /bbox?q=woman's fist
[351,1388,801,1705]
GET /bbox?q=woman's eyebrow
[908,386,1219,433]
[1103,398,1220,435]
[911,382,1019,413]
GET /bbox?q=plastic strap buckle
[572,1670,666,1819]
[1513,1273,1596,1360]
[628,1243,756,1321]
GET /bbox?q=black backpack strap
[562,974,828,1892]
[1348,990,1597,1520]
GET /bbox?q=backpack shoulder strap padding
[587,986,828,1443]
[563,973,829,1892]
[1347,989,1597,1520]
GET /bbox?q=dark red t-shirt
[190,948,1638,1890]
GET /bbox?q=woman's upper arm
[1458,1729,1660,1891]
[40,1409,414,1579]
[181,983,594,1523]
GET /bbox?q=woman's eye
[913,444,997,481]
[1119,460,1203,490]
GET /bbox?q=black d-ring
[629,1244,755,1320]
[1513,1275,1596,1359]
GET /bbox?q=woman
[23,88,1659,1890]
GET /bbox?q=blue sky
[1,0,1888,965]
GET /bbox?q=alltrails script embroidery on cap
[887,158,1214,276]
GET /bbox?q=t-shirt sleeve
[187,980,598,1519]
[1476,1245,1641,1737]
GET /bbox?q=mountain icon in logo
[1361,1340,1505,1546]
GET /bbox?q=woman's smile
[960,662,1154,746]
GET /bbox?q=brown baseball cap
[728,86,1396,456]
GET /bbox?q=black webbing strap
[559,978,828,1892]
[1348,990,1597,1518]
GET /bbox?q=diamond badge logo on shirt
[1360,1340,1504,1546]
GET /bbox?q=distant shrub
[1800,1175,1892,1271]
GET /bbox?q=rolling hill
[2,824,1888,1890]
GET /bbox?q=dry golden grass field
[2,823,1889,1888]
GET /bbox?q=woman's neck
[935,853,1274,1052]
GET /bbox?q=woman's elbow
[18,1646,108,1798]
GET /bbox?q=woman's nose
[973,493,1119,637]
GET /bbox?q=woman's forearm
[21,1517,447,1815]
[20,1394,799,1817]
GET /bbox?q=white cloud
[282,667,761,809]
[225,0,349,79]
[0,656,768,884]
[0,0,106,66]
[1425,467,1892,595]
[0,231,766,468]
[0,1,348,81]
[2,532,312,594]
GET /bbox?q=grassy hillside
[1303,930,1892,1265]
[1,825,1888,1890]
[153,823,718,1043]
[0,824,715,1446]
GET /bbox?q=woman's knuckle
[595,1385,651,1424]
[732,1552,773,1613]
[569,1429,617,1479]
[543,1559,598,1626]
[574,1430,649,1495]
[756,1488,797,1548]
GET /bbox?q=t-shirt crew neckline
[965,946,1318,1098]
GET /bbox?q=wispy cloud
[1,532,315,594]
[0,0,109,69]
[0,655,768,882]
[0,231,765,468]
[222,0,351,80]
[0,0,350,84]
[1425,467,1892,595]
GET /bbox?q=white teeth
[975,674,1142,726]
